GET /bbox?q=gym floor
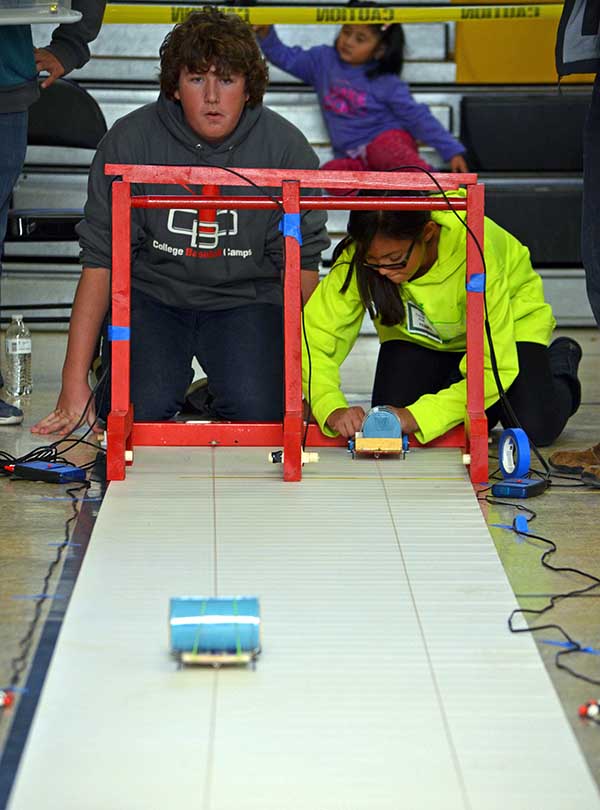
[0,326,599,798]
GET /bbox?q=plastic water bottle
[5,314,32,396]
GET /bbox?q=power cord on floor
[479,493,600,687]
[0,368,108,477]
[488,452,587,490]
[0,479,90,712]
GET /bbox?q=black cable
[493,454,584,488]
[0,367,108,475]
[476,464,503,494]
[301,290,313,449]
[528,466,586,488]
[2,480,90,700]
[178,162,284,211]
[480,494,600,686]
[479,495,537,520]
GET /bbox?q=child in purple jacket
[255,22,468,175]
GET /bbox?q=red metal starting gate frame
[104,165,486,484]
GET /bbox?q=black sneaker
[0,398,24,425]
[183,378,217,419]
[548,336,583,415]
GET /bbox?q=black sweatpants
[371,340,575,447]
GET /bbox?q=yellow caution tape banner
[104,4,562,25]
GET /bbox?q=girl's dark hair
[160,7,269,106]
[334,202,430,327]
[346,0,405,79]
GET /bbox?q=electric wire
[480,494,600,686]
[491,454,586,488]
[0,368,108,473]
[1,480,91,705]
[0,368,106,701]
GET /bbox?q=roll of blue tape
[170,596,260,654]
[498,428,531,479]
[361,406,402,439]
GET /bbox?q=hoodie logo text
[167,208,238,250]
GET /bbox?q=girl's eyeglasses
[361,236,417,272]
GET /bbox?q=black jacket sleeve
[46,0,106,74]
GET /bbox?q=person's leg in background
[549,72,600,484]
[0,110,28,424]
[371,340,461,409]
[373,338,581,449]
[320,156,365,173]
[319,156,366,196]
[194,303,284,422]
[486,339,581,448]
[364,129,433,172]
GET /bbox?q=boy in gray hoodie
[32,8,329,436]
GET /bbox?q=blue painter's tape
[47,542,81,547]
[108,325,130,341]
[513,514,529,534]
[466,273,485,292]
[498,428,531,478]
[490,522,524,542]
[170,596,260,654]
[11,593,65,600]
[541,640,600,656]
[278,214,303,245]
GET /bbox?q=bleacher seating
[460,91,589,268]
[2,18,595,327]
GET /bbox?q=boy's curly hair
[160,7,269,107]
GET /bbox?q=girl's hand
[327,406,365,438]
[388,406,419,435]
[31,381,102,436]
[253,25,272,39]
[449,154,469,173]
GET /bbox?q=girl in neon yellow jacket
[302,195,582,446]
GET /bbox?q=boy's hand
[326,406,365,438]
[31,382,102,436]
[253,25,272,39]
[449,154,469,173]
[34,48,65,89]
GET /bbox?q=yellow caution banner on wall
[104,3,562,25]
